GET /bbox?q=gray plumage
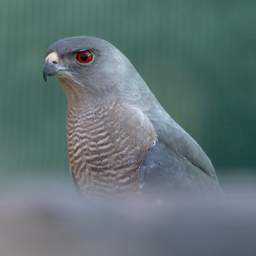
[43,36,220,196]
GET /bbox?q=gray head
[43,36,148,103]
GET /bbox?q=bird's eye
[75,50,94,64]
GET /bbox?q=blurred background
[0,0,255,187]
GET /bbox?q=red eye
[75,50,94,64]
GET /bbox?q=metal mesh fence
[0,0,255,177]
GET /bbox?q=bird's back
[132,78,220,193]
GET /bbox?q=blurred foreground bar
[0,186,255,256]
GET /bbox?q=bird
[43,36,220,197]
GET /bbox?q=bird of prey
[43,36,220,197]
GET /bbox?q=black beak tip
[43,71,48,82]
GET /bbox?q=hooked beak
[43,52,67,82]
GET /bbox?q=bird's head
[43,36,145,103]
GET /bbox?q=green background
[0,0,255,181]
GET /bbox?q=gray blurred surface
[0,182,256,256]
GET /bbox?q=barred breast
[66,99,156,197]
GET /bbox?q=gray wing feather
[128,77,218,184]
[147,104,217,179]
[140,141,220,194]
[135,82,217,179]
